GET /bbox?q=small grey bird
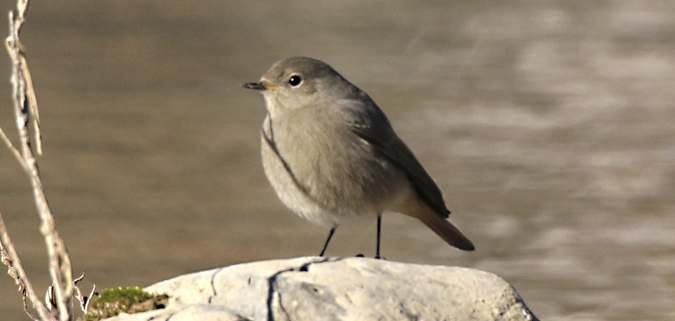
[243,57,474,258]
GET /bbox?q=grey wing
[346,102,451,219]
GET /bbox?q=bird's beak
[242,80,278,91]
[242,82,266,90]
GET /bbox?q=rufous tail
[393,194,475,251]
[418,210,475,251]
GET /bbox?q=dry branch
[0,217,41,321]
[0,0,74,320]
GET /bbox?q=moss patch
[79,287,169,321]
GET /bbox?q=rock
[103,257,538,321]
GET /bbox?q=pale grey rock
[103,257,538,321]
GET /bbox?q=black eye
[288,75,302,87]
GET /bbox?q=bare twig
[1,0,73,320]
[7,0,41,154]
[73,272,96,314]
[0,211,47,321]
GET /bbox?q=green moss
[79,287,169,321]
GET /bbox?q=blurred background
[0,1,673,320]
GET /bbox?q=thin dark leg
[319,227,336,257]
[375,214,382,259]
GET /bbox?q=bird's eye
[288,75,302,87]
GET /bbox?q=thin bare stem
[0,211,50,321]
[2,0,73,320]
[73,272,95,314]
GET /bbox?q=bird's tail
[392,193,475,251]
[418,212,475,251]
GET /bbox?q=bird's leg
[375,213,383,259]
[319,227,336,256]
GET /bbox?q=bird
[243,57,474,258]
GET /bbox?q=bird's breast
[260,111,410,220]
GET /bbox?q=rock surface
[103,257,538,321]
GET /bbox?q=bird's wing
[343,100,451,218]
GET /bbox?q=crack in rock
[208,268,225,304]
[265,257,338,321]
[266,267,295,321]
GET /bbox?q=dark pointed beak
[242,82,266,90]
